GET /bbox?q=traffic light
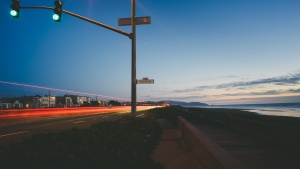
[10,0,20,18]
[53,0,63,22]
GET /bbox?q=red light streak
[0,80,130,101]
[0,106,159,120]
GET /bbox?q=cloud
[145,72,300,103]
[221,88,300,97]
[206,95,300,105]
[215,73,300,89]
[174,72,300,93]
[146,95,208,101]
[156,88,300,102]
[287,89,300,93]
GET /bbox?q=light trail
[0,107,129,119]
[0,80,130,101]
[0,106,159,120]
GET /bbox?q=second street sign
[136,77,154,84]
[118,16,151,26]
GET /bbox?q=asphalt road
[0,106,151,146]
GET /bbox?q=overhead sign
[118,16,151,26]
[136,77,154,84]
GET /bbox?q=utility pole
[131,0,136,116]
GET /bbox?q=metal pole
[131,0,136,116]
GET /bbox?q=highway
[0,106,157,146]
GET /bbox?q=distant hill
[166,100,208,107]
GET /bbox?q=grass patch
[143,106,185,127]
[0,116,163,169]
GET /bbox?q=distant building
[67,95,90,106]
[0,94,94,109]
[90,100,107,106]
[77,96,90,105]
[1,103,11,109]
[56,96,73,108]
[40,96,56,108]
[12,100,23,108]
[98,100,107,106]
[33,96,42,108]
[0,96,36,108]
[23,97,34,108]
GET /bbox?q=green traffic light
[10,10,18,17]
[53,14,60,21]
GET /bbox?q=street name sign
[118,16,151,26]
[136,77,154,84]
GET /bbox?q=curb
[178,116,248,169]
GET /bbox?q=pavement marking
[73,121,85,124]
[102,116,109,119]
[0,131,30,138]
[136,113,144,117]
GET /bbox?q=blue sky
[1,0,300,105]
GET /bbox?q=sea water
[197,103,300,118]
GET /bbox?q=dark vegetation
[108,100,122,106]
[0,115,165,169]
[143,106,185,128]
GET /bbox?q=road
[0,106,158,146]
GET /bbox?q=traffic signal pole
[15,1,138,116]
[19,6,131,38]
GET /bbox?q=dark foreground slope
[0,116,163,169]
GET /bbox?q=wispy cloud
[143,72,300,103]
[146,88,300,102]
[220,89,300,97]
[174,72,300,93]
[143,95,208,101]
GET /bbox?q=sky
[1,0,300,105]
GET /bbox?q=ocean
[191,103,300,118]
